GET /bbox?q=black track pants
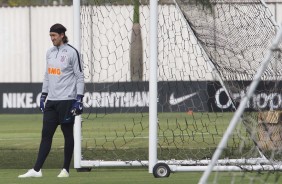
[33,121,74,172]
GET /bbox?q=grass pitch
[1,113,281,184]
[2,169,281,184]
[2,169,204,184]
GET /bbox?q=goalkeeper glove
[71,95,84,116]
[40,93,48,112]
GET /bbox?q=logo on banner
[169,92,197,105]
[214,87,282,110]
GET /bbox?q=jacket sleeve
[42,51,49,93]
[73,50,85,96]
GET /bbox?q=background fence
[1,1,282,82]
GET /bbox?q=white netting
[80,0,282,183]
[80,2,224,162]
[175,0,282,183]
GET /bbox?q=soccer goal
[73,0,282,182]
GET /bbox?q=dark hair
[50,23,68,43]
[62,34,69,43]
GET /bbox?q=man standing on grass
[18,23,84,178]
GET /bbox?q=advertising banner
[0,81,281,113]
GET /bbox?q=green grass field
[2,168,207,184]
[0,113,280,184]
[0,113,200,183]
[1,168,281,184]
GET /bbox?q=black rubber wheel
[76,168,92,172]
[153,163,171,178]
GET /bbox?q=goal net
[77,0,282,182]
[79,0,222,165]
[175,0,282,183]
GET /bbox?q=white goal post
[148,0,158,173]
[73,0,82,170]
[72,0,159,171]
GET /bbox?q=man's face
[50,32,64,46]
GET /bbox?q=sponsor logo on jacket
[48,67,61,75]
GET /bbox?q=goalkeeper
[19,23,84,178]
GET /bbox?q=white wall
[0,6,73,82]
[0,7,31,82]
[30,6,73,82]
[266,1,282,24]
[0,3,282,83]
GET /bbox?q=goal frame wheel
[153,163,171,178]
